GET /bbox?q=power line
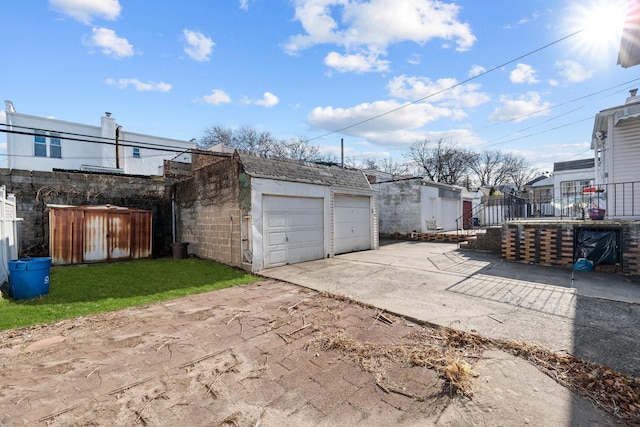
[305,29,585,143]
[0,124,193,153]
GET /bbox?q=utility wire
[305,29,585,143]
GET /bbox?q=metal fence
[459,180,640,230]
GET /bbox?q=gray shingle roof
[237,151,372,190]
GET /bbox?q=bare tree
[507,155,539,190]
[469,150,515,187]
[199,126,324,161]
[272,136,321,161]
[405,139,474,185]
[199,126,234,148]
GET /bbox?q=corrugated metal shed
[49,205,152,265]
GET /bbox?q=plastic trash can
[8,257,52,300]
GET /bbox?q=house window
[561,179,593,199]
[34,130,46,157]
[560,179,593,217]
[132,147,140,159]
[50,132,62,158]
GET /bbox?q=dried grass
[306,324,640,424]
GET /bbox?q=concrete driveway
[260,240,640,378]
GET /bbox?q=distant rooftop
[553,158,594,172]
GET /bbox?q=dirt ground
[0,280,634,426]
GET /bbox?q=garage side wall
[375,179,421,235]
[174,158,244,268]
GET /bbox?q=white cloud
[548,79,559,87]
[105,78,171,92]
[468,65,486,77]
[510,63,539,84]
[183,29,215,62]
[555,60,594,83]
[252,92,280,107]
[407,54,421,65]
[387,75,490,108]
[489,91,552,123]
[239,0,249,10]
[203,89,232,105]
[49,0,121,24]
[324,51,390,73]
[85,27,133,58]
[284,0,475,73]
[308,100,452,138]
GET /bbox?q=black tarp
[574,230,618,266]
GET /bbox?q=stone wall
[502,220,640,276]
[0,169,171,257]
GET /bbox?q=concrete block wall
[179,202,242,267]
[374,179,422,235]
[0,168,170,257]
[174,156,245,269]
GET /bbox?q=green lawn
[0,258,259,331]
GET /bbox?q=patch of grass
[0,258,259,331]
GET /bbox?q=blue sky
[2,0,638,173]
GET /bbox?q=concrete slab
[260,240,640,381]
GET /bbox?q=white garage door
[334,195,371,254]
[263,196,324,268]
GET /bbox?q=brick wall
[502,221,640,276]
[0,168,170,257]
[502,223,575,269]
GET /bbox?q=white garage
[334,194,371,254]
[263,195,324,268]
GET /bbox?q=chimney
[626,88,639,104]
[631,89,638,97]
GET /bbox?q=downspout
[171,187,176,244]
[115,125,121,169]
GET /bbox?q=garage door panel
[334,195,371,254]
[267,250,287,265]
[267,214,287,228]
[263,196,324,268]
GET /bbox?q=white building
[4,101,196,176]
[591,89,640,219]
[373,177,464,234]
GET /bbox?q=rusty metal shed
[49,205,153,265]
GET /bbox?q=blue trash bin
[8,257,52,300]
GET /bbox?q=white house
[591,89,640,219]
[4,101,196,176]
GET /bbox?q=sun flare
[565,0,628,61]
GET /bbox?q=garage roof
[237,150,372,190]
